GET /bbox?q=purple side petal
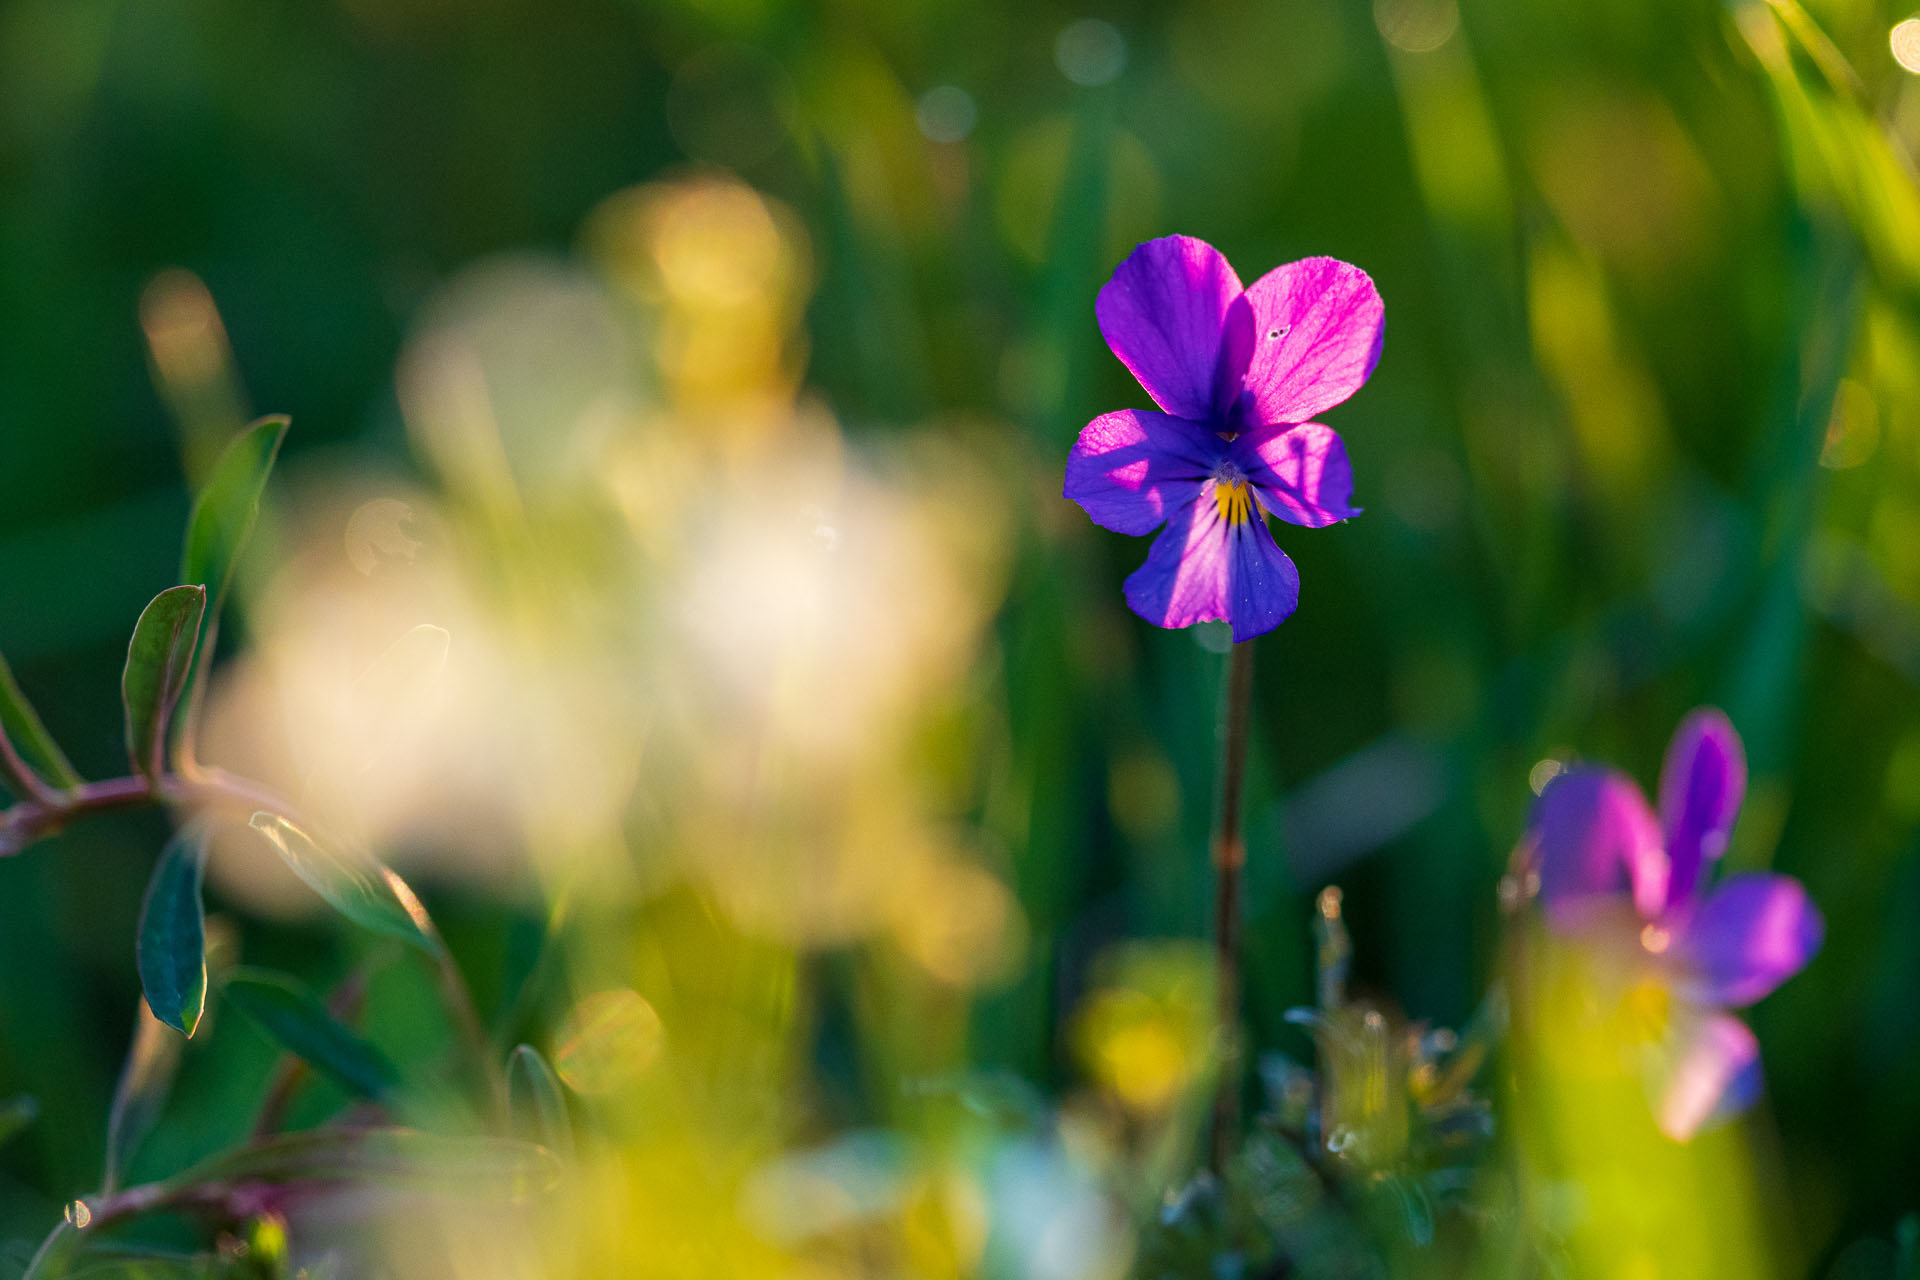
[1096,237,1244,421]
[1674,873,1823,1007]
[1654,1012,1760,1141]
[1218,257,1384,429]
[1122,487,1300,641]
[1234,423,1362,528]
[1658,707,1747,911]
[1529,768,1669,924]
[1064,409,1219,535]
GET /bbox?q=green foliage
[133,826,212,1037]
[3,0,1920,1271]
[179,417,288,620]
[222,968,400,1103]
[118,588,205,784]
[505,1044,573,1160]
[244,813,433,951]
[0,653,81,796]
[102,1003,183,1193]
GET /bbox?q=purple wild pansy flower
[1525,708,1824,1140]
[1064,236,1383,641]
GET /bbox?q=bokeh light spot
[554,989,664,1095]
[915,85,977,143]
[1893,18,1920,73]
[1054,19,1126,87]
[1374,0,1459,53]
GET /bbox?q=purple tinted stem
[1209,640,1254,1174]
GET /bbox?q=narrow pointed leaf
[180,416,289,618]
[507,1044,574,1160]
[246,812,433,949]
[121,587,206,782]
[103,1002,184,1193]
[223,968,400,1102]
[0,652,81,793]
[135,826,213,1036]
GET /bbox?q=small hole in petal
[1266,325,1290,341]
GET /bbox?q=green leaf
[103,1002,184,1193]
[135,826,212,1036]
[506,1044,573,1160]
[0,652,81,794]
[245,812,433,949]
[223,967,400,1102]
[120,587,206,782]
[180,416,288,620]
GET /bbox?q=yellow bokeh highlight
[1073,943,1216,1116]
[1893,17,1920,73]
[554,989,665,1096]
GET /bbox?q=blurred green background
[2,0,1919,1273]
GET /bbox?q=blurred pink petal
[1658,708,1747,910]
[1530,768,1669,923]
[1676,872,1824,1007]
[1656,1012,1759,1141]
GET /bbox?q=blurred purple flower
[1065,237,1382,641]
[1526,708,1824,1140]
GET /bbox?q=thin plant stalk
[1209,639,1255,1174]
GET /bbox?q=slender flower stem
[1209,639,1255,1175]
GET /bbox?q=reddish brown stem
[1208,640,1254,1175]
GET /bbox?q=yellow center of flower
[1213,477,1254,525]
[1622,975,1672,1045]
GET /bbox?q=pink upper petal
[1529,768,1670,925]
[1674,873,1823,1008]
[1653,1012,1760,1141]
[1219,257,1383,428]
[1234,423,1361,528]
[1122,486,1300,641]
[1096,237,1244,421]
[1658,708,1747,912]
[1064,409,1218,535]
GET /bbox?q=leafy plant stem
[0,767,307,853]
[0,722,60,807]
[1209,639,1254,1175]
